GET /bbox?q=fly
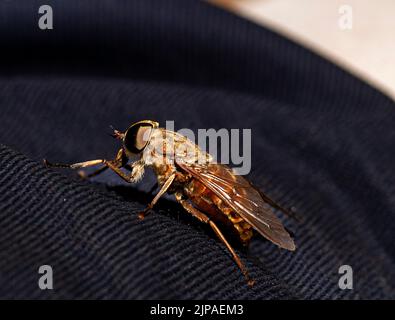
[44,120,296,286]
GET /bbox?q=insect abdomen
[184,178,253,245]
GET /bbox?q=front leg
[105,159,146,183]
[44,149,144,183]
[77,148,127,179]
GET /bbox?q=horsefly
[44,120,296,286]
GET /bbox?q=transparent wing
[177,161,295,251]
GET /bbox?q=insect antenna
[108,125,124,140]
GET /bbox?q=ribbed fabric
[0,0,394,299]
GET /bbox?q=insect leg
[44,158,105,169]
[209,221,255,286]
[77,148,126,179]
[175,193,254,287]
[175,193,210,223]
[44,148,125,170]
[138,173,176,220]
[44,148,127,178]
[78,166,108,179]
[104,159,145,183]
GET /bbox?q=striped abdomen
[183,178,253,245]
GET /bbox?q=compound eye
[124,123,153,154]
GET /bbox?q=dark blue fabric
[0,0,394,299]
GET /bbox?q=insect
[44,120,295,286]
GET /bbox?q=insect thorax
[142,128,211,178]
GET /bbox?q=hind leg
[175,193,254,286]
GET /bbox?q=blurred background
[209,0,395,100]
